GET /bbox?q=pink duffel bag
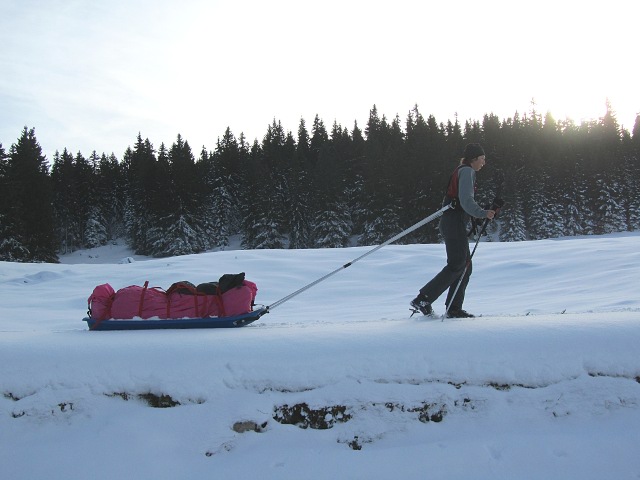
[222,280,257,316]
[166,281,222,318]
[87,274,257,320]
[111,282,169,319]
[87,283,116,320]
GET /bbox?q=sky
[1,232,640,478]
[1,0,639,161]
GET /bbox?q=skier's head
[462,143,485,163]
[462,143,486,171]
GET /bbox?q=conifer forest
[1,103,639,263]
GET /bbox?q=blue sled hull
[84,307,268,331]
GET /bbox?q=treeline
[1,103,639,263]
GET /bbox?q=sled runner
[83,307,268,331]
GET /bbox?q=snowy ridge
[1,233,640,479]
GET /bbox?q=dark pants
[419,211,471,309]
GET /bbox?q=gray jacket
[457,166,486,219]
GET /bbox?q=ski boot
[410,295,433,317]
[446,307,475,318]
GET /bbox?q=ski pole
[266,203,453,312]
[442,198,504,321]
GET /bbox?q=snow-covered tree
[149,213,205,257]
[2,128,58,262]
[499,189,527,242]
[594,173,625,235]
[358,203,402,246]
[312,201,351,248]
[84,206,108,248]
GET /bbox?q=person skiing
[410,143,495,318]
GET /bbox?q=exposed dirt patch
[107,391,181,408]
[273,403,351,429]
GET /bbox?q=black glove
[491,198,505,215]
[483,198,505,218]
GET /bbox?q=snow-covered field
[1,233,639,479]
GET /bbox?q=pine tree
[251,183,285,249]
[307,114,331,239]
[84,206,108,248]
[51,149,78,253]
[386,115,408,222]
[169,135,199,212]
[96,153,125,240]
[288,184,312,249]
[199,147,223,247]
[310,114,329,168]
[203,131,241,249]
[360,107,397,241]
[2,127,58,262]
[0,142,6,178]
[147,134,208,257]
[288,119,313,249]
[523,158,564,240]
[571,160,594,235]
[309,119,353,247]
[499,184,527,242]
[50,147,102,251]
[594,172,625,234]
[74,151,99,248]
[358,201,401,246]
[123,135,159,255]
[82,152,109,248]
[312,200,351,248]
[343,121,367,236]
[148,213,203,257]
[359,111,407,246]
[631,115,640,159]
[622,151,640,230]
[240,140,270,249]
[403,106,444,244]
[0,142,30,260]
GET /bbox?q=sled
[83,307,268,331]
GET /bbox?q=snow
[1,233,640,479]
